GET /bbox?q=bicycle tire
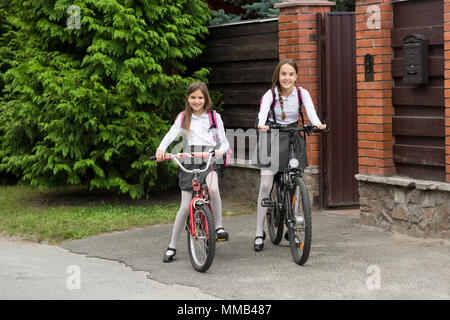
[287,177,312,265]
[186,204,216,272]
[266,178,284,245]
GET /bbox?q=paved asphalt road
[1,210,450,300]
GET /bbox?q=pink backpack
[181,110,232,167]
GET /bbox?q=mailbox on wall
[402,34,429,85]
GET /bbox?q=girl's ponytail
[279,96,286,120]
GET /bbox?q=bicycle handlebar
[266,124,330,134]
[150,151,214,174]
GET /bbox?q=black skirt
[251,122,308,172]
[177,145,221,192]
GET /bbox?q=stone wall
[220,164,321,209]
[219,165,260,203]
[356,174,450,239]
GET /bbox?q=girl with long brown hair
[155,81,230,262]
[252,59,326,252]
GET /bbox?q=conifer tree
[209,0,282,25]
[332,0,355,12]
[0,0,211,198]
[209,0,355,25]
[241,0,281,18]
[0,0,12,93]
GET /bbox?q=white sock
[255,170,275,242]
[206,171,224,231]
[167,191,192,250]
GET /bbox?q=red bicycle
[151,151,216,272]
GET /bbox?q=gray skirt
[178,145,221,192]
[252,122,308,172]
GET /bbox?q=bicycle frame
[276,156,303,228]
[268,124,327,234]
[153,152,215,238]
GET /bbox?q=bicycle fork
[286,183,305,249]
[188,176,211,238]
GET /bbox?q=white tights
[255,170,276,244]
[166,171,223,254]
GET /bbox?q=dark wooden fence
[200,19,279,129]
[392,0,445,181]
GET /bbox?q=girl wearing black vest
[252,59,326,252]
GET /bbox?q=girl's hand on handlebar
[258,125,269,130]
[155,150,165,162]
[214,150,223,159]
[317,124,327,130]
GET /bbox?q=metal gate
[319,12,359,207]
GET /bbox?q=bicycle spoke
[266,178,284,244]
[293,187,305,247]
[192,216,208,264]
[288,178,312,265]
[186,205,216,272]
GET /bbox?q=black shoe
[215,227,229,242]
[254,231,266,252]
[284,231,289,242]
[163,247,176,263]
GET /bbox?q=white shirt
[258,87,322,127]
[157,111,230,154]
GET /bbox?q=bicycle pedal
[261,198,274,207]
[216,234,229,242]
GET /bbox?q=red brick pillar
[445,0,450,183]
[355,0,395,176]
[276,0,335,168]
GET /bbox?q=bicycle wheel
[266,178,284,244]
[287,177,312,265]
[186,204,216,272]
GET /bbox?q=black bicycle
[262,124,329,265]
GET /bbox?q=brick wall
[445,0,450,183]
[276,1,334,167]
[355,0,395,176]
[356,0,450,239]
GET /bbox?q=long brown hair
[180,81,213,134]
[271,58,298,120]
[271,58,298,89]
